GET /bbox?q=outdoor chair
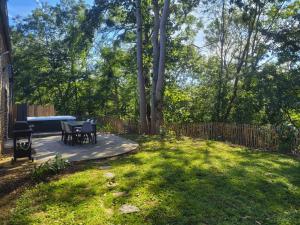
[79,122,93,144]
[64,123,79,145]
[60,121,65,141]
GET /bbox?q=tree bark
[222,6,257,121]
[214,0,226,122]
[150,0,160,134]
[135,0,148,133]
[153,0,170,133]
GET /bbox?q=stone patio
[32,133,138,163]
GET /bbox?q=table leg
[13,138,16,161]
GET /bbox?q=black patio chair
[64,123,79,145]
[79,122,93,144]
[60,121,65,141]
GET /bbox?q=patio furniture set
[61,120,97,145]
[11,118,97,163]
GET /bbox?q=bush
[31,154,70,182]
[276,122,299,153]
[102,123,114,133]
[159,127,177,140]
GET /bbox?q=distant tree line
[11,0,300,133]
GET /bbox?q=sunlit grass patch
[7,136,300,225]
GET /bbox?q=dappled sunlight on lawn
[8,136,300,225]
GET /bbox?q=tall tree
[150,0,160,134]
[135,0,148,133]
[150,0,170,134]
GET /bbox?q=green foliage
[101,123,114,133]
[164,86,192,123]
[290,112,300,127]
[276,122,299,153]
[11,0,300,128]
[31,154,70,182]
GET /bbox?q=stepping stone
[119,204,140,214]
[107,181,118,188]
[104,172,115,179]
[99,166,112,170]
[112,192,126,197]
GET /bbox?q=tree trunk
[152,0,170,133]
[214,0,226,122]
[222,5,258,121]
[150,0,160,134]
[135,0,148,133]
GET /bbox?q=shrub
[31,154,70,182]
[159,127,177,140]
[102,123,114,133]
[276,122,299,153]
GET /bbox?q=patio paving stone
[32,133,138,164]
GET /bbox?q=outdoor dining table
[65,121,97,144]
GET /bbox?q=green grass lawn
[7,136,300,225]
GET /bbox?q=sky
[7,0,93,19]
[8,0,58,18]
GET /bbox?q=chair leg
[71,134,76,145]
[80,134,84,144]
[67,134,72,145]
[63,134,68,144]
[80,134,83,144]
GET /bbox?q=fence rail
[98,118,299,152]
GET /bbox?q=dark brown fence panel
[27,105,56,117]
[12,104,56,122]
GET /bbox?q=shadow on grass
[111,138,300,225]
[7,137,300,225]
[138,163,299,224]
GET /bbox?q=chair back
[64,123,72,133]
[81,122,93,133]
[60,121,65,131]
[14,121,30,131]
[90,119,97,124]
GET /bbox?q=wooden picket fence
[97,117,139,134]
[98,118,300,152]
[169,123,300,152]
[167,123,280,151]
